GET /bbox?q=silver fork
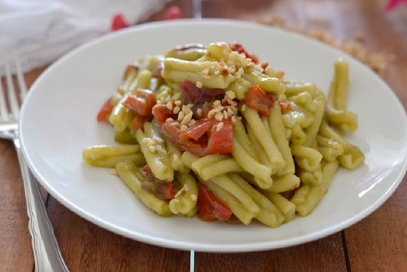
[0,57,70,272]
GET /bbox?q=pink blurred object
[164,6,182,20]
[111,14,130,31]
[110,6,182,32]
[385,0,407,11]
[0,0,170,76]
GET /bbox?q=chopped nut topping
[180,112,193,126]
[172,93,181,101]
[148,145,157,153]
[173,105,181,114]
[215,112,224,121]
[226,90,236,99]
[201,68,209,75]
[179,124,188,132]
[146,140,156,147]
[177,111,185,121]
[196,81,203,88]
[182,105,192,114]
[216,122,224,132]
[187,119,196,126]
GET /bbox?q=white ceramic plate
[20,19,407,252]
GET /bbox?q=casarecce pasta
[82,42,364,228]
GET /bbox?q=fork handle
[14,138,70,272]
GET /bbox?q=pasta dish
[82,42,364,228]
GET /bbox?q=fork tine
[0,63,8,122]
[5,60,20,119]
[14,56,27,101]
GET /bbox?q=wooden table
[1,0,406,271]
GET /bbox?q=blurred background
[0,0,407,75]
[2,0,405,77]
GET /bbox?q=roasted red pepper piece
[96,97,114,122]
[161,118,233,157]
[244,85,274,116]
[180,80,202,104]
[278,100,292,114]
[197,182,232,221]
[122,89,156,116]
[229,42,259,64]
[152,104,176,126]
[130,115,150,132]
[156,182,176,200]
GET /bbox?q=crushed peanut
[180,124,188,132]
[173,105,181,114]
[180,112,193,126]
[166,101,173,110]
[172,93,181,101]
[216,122,224,132]
[215,112,224,121]
[146,140,156,146]
[177,111,185,121]
[226,90,235,99]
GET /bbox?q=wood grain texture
[46,197,189,272]
[195,233,347,272]
[2,0,407,271]
[0,67,51,272]
[0,142,33,272]
[341,1,407,271]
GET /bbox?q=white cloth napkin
[0,0,170,76]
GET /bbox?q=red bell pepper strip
[156,181,176,200]
[130,115,150,132]
[161,118,233,157]
[229,42,259,64]
[180,80,202,104]
[180,80,224,106]
[179,118,213,141]
[244,85,274,116]
[96,97,114,122]
[152,104,177,126]
[122,89,156,116]
[140,165,175,200]
[278,100,292,114]
[197,182,232,221]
